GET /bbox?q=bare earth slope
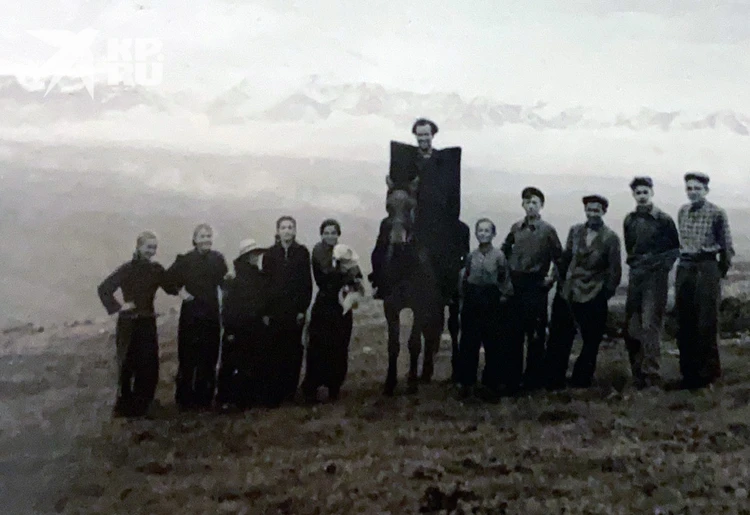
[4,284,750,514]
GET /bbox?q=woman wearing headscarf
[262,216,313,406]
[97,231,177,417]
[301,219,364,403]
[165,223,228,410]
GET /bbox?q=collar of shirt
[689,199,707,212]
[634,204,661,218]
[521,215,541,230]
[417,148,433,159]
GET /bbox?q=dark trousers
[675,260,722,386]
[302,302,353,397]
[216,320,266,408]
[624,269,669,386]
[459,285,505,390]
[175,312,221,409]
[510,273,550,388]
[115,315,158,416]
[265,319,304,406]
[544,291,608,388]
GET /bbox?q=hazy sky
[2,0,749,112]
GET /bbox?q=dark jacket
[222,256,269,334]
[369,217,391,293]
[312,242,363,306]
[623,205,680,273]
[165,249,228,320]
[560,222,622,303]
[98,256,176,317]
[263,241,313,321]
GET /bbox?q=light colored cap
[238,238,260,257]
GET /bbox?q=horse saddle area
[388,141,463,299]
[388,141,462,224]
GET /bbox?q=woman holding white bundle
[301,219,364,403]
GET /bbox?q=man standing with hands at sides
[623,177,680,390]
[501,187,562,391]
[544,195,622,389]
[675,172,734,389]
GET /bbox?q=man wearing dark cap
[544,195,622,388]
[623,177,680,389]
[501,186,563,391]
[675,171,734,389]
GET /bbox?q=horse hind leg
[419,310,444,384]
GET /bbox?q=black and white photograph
[1,1,750,513]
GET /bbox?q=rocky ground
[3,269,750,514]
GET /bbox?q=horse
[376,176,446,396]
[405,219,469,383]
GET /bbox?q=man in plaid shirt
[675,171,734,389]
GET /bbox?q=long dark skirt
[175,307,221,409]
[114,315,158,416]
[261,319,304,406]
[216,319,267,408]
[302,300,354,399]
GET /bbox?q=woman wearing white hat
[301,219,364,403]
[216,238,269,409]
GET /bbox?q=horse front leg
[383,302,401,396]
[407,314,422,394]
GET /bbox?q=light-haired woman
[165,223,228,411]
[98,231,177,417]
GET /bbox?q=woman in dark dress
[262,216,313,406]
[216,238,269,409]
[301,219,363,403]
[98,231,177,417]
[165,223,228,411]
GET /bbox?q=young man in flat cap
[623,177,680,390]
[544,195,622,388]
[675,171,734,389]
[501,186,563,391]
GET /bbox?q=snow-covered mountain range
[2,74,749,137]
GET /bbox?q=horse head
[385,175,419,246]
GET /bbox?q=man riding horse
[369,118,464,395]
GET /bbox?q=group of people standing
[97,112,735,417]
[454,171,734,401]
[98,217,363,417]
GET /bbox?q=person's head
[629,176,654,206]
[319,218,341,247]
[276,216,297,244]
[521,187,545,218]
[135,231,158,260]
[192,223,213,253]
[582,195,608,222]
[238,238,263,267]
[411,118,438,152]
[684,171,710,204]
[475,218,496,244]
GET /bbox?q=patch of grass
[55,300,750,514]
